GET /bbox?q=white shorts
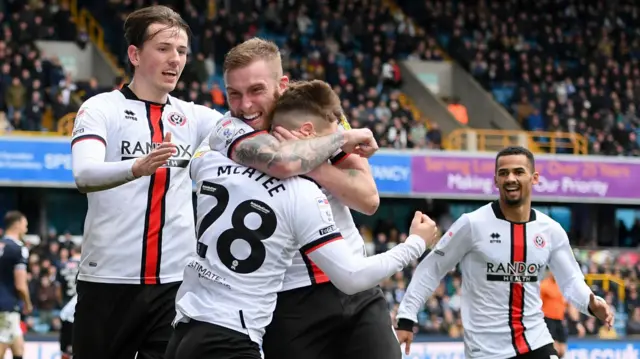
[0,312,22,344]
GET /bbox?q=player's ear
[279,75,289,94]
[127,45,140,68]
[299,122,314,136]
[531,171,540,185]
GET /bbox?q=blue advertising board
[367,152,412,195]
[0,137,415,196]
[0,137,74,187]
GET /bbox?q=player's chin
[244,117,267,131]
[502,191,523,206]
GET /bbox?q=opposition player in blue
[0,211,31,359]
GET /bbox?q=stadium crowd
[398,0,640,156]
[1,0,639,342]
[3,0,444,149]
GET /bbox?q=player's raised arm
[209,116,379,179]
[396,215,473,333]
[306,153,379,215]
[547,223,614,327]
[289,180,437,295]
[71,100,176,193]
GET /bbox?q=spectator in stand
[397,0,640,156]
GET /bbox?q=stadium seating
[0,0,87,133]
[3,0,638,340]
[396,0,640,156]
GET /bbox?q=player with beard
[395,146,614,359]
[206,39,396,359]
[209,38,380,191]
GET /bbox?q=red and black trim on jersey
[491,201,535,356]
[330,151,350,166]
[140,103,169,285]
[71,134,106,147]
[119,86,173,285]
[227,130,269,159]
[299,232,343,284]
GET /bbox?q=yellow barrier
[446,129,589,154]
[585,274,625,303]
[70,0,126,79]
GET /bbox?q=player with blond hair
[205,38,401,359]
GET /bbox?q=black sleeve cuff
[587,304,595,317]
[396,318,415,331]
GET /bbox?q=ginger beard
[225,59,288,132]
[230,87,280,132]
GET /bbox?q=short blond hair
[223,38,282,74]
[269,80,342,127]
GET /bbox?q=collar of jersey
[491,201,536,223]
[1,235,22,246]
[120,84,171,106]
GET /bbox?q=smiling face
[225,59,287,131]
[494,154,539,206]
[223,38,288,131]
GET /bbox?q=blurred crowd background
[0,0,638,343]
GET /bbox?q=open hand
[132,132,176,177]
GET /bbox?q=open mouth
[162,71,177,79]
[240,113,262,123]
[504,185,520,194]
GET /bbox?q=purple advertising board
[410,153,640,203]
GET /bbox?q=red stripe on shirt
[141,104,168,284]
[300,233,342,285]
[509,223,531,355]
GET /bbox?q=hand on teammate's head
[341,128,379,158]
[409,211,439,249]
[272,126,307,142]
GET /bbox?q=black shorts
[59,320,73,355]
[544,317,568,344]
[165,319,261,359]
[262,283,400,359]
[511,343,558,359]
[72,280,180,359]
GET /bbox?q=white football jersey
[208,115,367,291]
[71,87,223,284]
[397,202,595,359]
[176,148,343,345]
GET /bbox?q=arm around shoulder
[230,131,347,179]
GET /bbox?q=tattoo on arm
[233,132,346,176]
[347,169,359,177]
